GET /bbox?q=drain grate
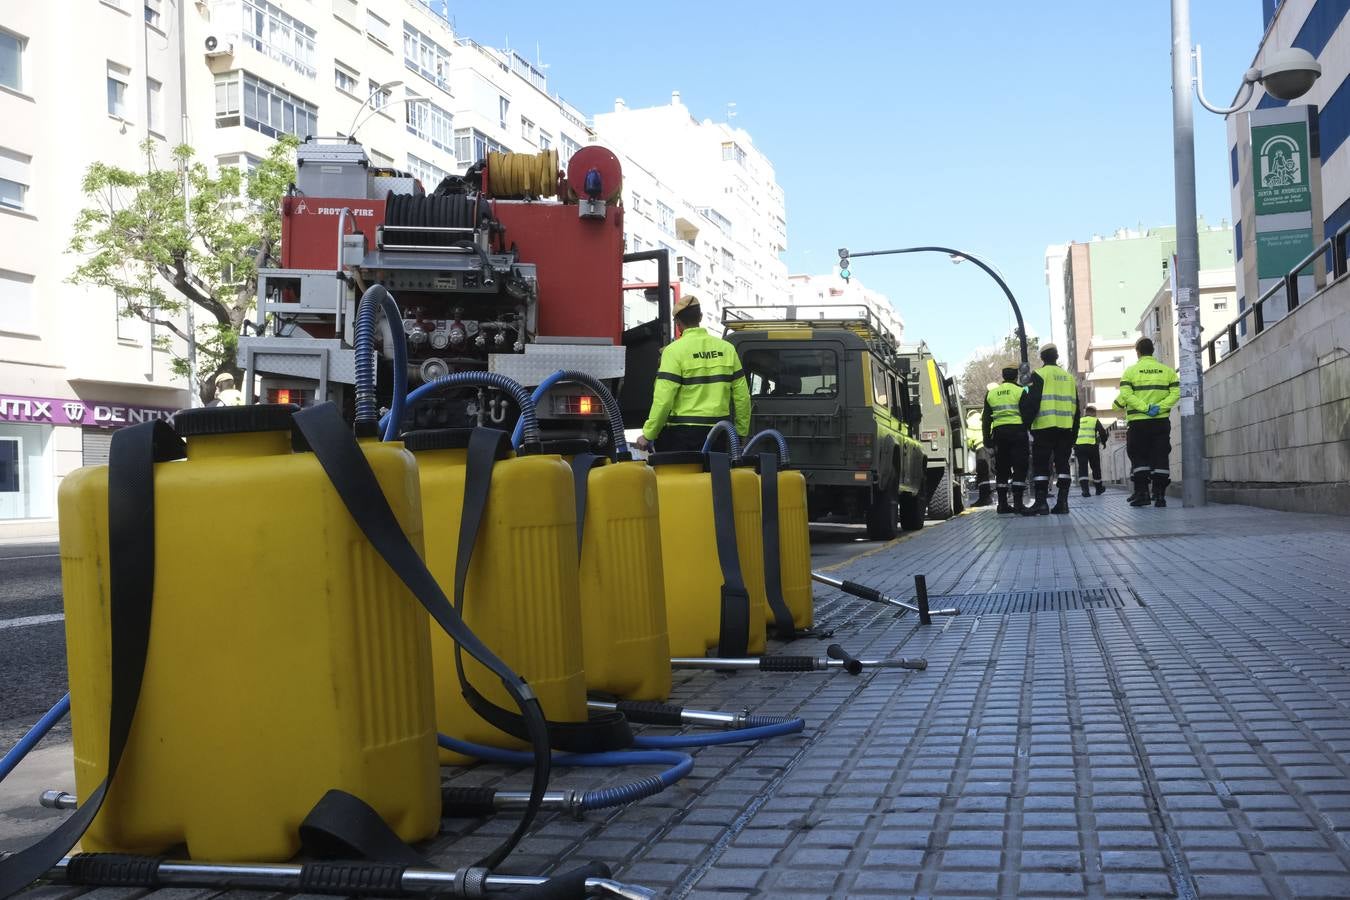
[1090,532,1197,542]
[928,587,1144,615]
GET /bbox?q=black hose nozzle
[825,644,863,675]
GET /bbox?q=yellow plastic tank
[775,466,815,631]
[650,452,766,657]
[59,405,440,861]
[550,442,671,701]
[406,429,586,763]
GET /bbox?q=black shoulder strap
[0,420,184,897]
[568,452,598,555]
[292,404,548,870]
[451,430,631,754]
[707,452,750,657]
[757,453,796,640]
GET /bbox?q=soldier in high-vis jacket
[983,366,1029,515]
[1074,404,1109,497]
[1019,344,1080,516]
[637,295,751,453]
[1117,337,1180,508]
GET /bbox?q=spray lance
[671,643,925,673]
[812,572,960,623]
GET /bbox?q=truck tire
[899,490,926,531]
[926,468,955,520]
[865,484,899,541]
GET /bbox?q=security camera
[1259,48,1321,102]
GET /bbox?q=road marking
[0,613,64,630]
[0,553,60,561]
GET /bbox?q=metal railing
[1204,220,1350,369]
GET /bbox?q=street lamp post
[1170,0,1320,508]
[346,80,426,138]
[841,245,1032,382]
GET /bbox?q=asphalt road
[0,519,938,749]
[0,542,68,749]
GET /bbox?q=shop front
[0,393,179,527]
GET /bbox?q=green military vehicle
[723,305,928,540]
[897,342,967,520]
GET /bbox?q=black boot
[1095,482,1106,496]
[1129,473,1152,507]
[1012,487,1027,513]
[995,488,1013,515]
[972,486,993,508]
[1152,475,1169,508]
[1023,482,1050,516]
[1052,483,1070,515]
[1080,479,1090,498]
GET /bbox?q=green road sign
[1252,121,1312,216]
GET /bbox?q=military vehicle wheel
[899,491,926,531]
[865,484,899,541]
[926,468,955,520]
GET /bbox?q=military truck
[723,305,927,539]
[898,343,967,520]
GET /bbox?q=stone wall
[1203,277,1350,514]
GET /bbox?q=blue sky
[447,1,1263,366]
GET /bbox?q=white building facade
[785,274,904,344]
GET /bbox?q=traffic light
[837,247,851,282]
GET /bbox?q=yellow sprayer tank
[551,443,671,701]
[649,452,766,657]
[406,429,586,763]
[742,452,814,633]
[59,405,440,861]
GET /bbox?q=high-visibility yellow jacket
[1025,363,1078,431]
[641,327,751,441]
[965,409,984,451]
[1076,415,1108,446]
[983,381,1025,436]
[1117,355,1180,423]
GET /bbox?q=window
[107,62,129,118]
[0,149,30,212]
[498,96,510,129]
[630,192,644,215]
[0,269,35,335]
[560,133,580,165]
[368,79,390,111]
[407,153,449,190]
[406,96,453,152]
[144,0,161,28]
[217,152,263,197]
[0,30,22,92]
[214,71,317,139]
[402,24,450,89]
[721,141,746,165]
[454,127,507,164]
[676,256,702,286]
[538,130,551,151]
[146,78,163,134]
[742,348,838,398]
[334,62,358,95]
[520,116,534,142]
[115,291,149,343]
[871,361,889,407]
[697,206,732,233]
[1213,297,1228,310]
[366,10,390,46]
[656,201,674,234]
[241,0,317,78]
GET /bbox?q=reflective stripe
[990,403,1018,411]
[1129,382,1176,391]
[657,371,741,385]
[668,414,726,425]
[1043,394,1076,402]
[1152,469,1170,474]
[1078,476,1089,482]
[1010,481,1025,488]
[1131,466,1151,474]
[1033,475,1050,482]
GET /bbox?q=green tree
[959,331,1039,409]
[69,136,299,402]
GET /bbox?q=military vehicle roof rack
[722,304,900,366]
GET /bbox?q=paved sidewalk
[14,492,1350,898]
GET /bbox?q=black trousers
[974,448,993,490]
[656,425,713,453]
[1031,428,1074,488]
[991,425,1029,489]
[1074,445,1103,484]
[1126,418,1171,481]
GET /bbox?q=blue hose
[385,372,540,444]
[437,733,693,812]
[630,717,804,749]
[0,693,70,783]
[742,429,790,467]
[352,284,408,439]
[511,370,628,454]
[701,420,742,456]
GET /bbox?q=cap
[214,371,236,384]
[673,295,700,316]
[1001,366,1018,380]
[1040,342,1057,355]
